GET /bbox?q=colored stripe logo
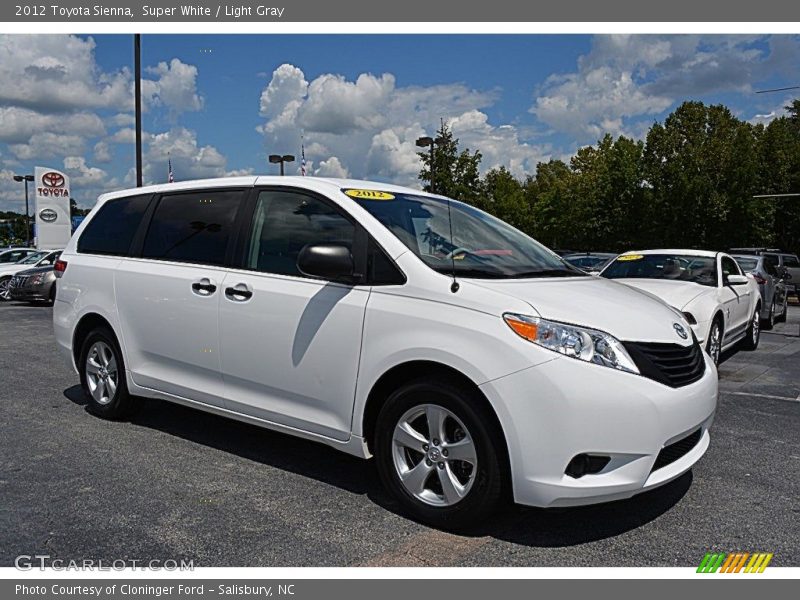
[697,552,773,573]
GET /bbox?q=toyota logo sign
[673,322,689,340]
[39,208,58,223]
[42,171,65,188]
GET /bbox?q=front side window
[78,194,151,256]
[142,190,243,266]
[783,255,800,268]
[721,256,741,280]
[37,251,60,266]
[246,190,355,277]
[602,254,718,287]
[347,191,579,279]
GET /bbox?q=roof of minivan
[94,176,435,205]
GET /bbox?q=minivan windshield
[347,191,581,279]
[602,254,718,287]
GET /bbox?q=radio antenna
[446,196,459,293]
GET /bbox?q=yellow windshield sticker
[617,254,644,262]
[344,189,395,201]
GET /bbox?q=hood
[15,265,53,276]
[470,276,692,345]
[0,263,27,275]
[608,278,710,311]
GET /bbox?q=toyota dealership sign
[34,166,71,249]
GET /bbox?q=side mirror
[726,274,748,286]
[297,243,356,284]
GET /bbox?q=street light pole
[268,154,295,176]
[134,34,143,187]
[12,174,34,247]
[416,136,436,194]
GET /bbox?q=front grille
[10,275,27,288]
[623,338,706,388]
[651,428,702,472]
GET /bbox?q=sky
[1,34,799,210]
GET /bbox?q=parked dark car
[732,254,788,329]
[563,252,616,273]
[8,265,57,304]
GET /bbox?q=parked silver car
[732,254,788,329]
[9,265,57,304]
[730,248,799,299]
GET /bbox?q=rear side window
[784,255,799,268]
[77,195,151,256]
[246,190,355,277]
[142,190,243,266]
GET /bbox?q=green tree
[417,121,483,206]
[481,166,529,231]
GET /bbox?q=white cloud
[0,107,106,146]
[257,63,534,185]
[531,34,800,143]
[63,155,107,186]
[143,58,204,115]
[93,140,112,163]
[144,127,234,184]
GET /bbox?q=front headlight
[503,313,639,374]
[29,274,44,285]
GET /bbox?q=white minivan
[53,176,718,528]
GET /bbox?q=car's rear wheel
[706,319,722,365]
[0,276,11,301]
[79,327,138,419]
[775,295,788,323]
[741,305,761,351]
[762,298,775,330]
[374,379,505,530]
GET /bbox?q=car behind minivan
[54,176,718,528]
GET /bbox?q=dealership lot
[1,302,798,567]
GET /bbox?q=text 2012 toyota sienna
[53,176,717,528]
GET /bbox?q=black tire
[775,296,788,323]
[47,283,56,305]
[762,298,775,331]
[706,318,723,366]
[740,304,761,351]
[0,276,11,301]
[78,327,138,419]
[374,378,505,530]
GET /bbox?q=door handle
[225,283,253,302]
[191,278,217,296]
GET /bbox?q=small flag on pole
[300,131,306,176]
[168,155,174,183]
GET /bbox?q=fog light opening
[565,454,611,478]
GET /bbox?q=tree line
[418,100,800,253]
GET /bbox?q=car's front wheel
[706,319,722,365]
[79,327,139,419]
[741,305,761,351]
[0,276,11,301]
[374,378,505,530]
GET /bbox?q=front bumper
[9,284,52,302]
[479,351,717,508]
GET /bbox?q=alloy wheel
[85,341,119,405]
[391,403,477,507]
[708,322,721,365]
[0,278,10,301]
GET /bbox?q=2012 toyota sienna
[53,176,718,528]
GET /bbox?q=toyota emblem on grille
[673,322,688,340]
[42,171,65,187]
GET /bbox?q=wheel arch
[361,360,511,484]
[72,312,119,367]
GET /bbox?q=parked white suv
[53,177,718,528]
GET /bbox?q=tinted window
[78,195,151,256]
[734,257,758,272]
[246,190,355,277]
[784,255,799,267]
[0,250,29,263]
[721,256,740,279]
[763,256,778,276]
[367,239,405,285]
[142,190,243,266]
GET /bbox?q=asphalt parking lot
[1,302,798,568]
